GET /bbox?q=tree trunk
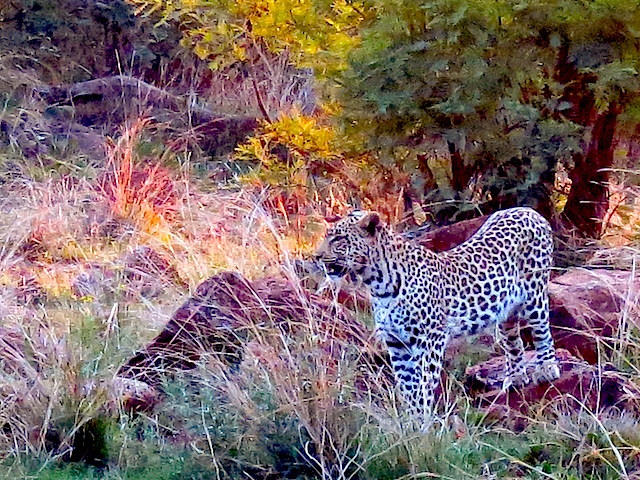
[448,140,472,193]
[628,122,640,168]
[553,39,617,238]
[562,104,620,238]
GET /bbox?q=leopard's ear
[358,212,381,237]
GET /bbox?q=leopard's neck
[361,233,406,299]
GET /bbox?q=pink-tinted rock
[117,271,387,410]
[465,349,640,428]
[414,215,488,252]
[548,269,640,364]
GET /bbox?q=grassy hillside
[1,1,640,479]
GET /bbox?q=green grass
[1,407,632,479]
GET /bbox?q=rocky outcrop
[464,268,640,425]
[464,349,640,429]
[117,271,386,410]
[118,272,262,387]
[548,269,640,364]
[413,215,488,252]
[117,241,640,415]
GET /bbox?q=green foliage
[128,0,640,225]
[236,113,340,189]
[339,0,640,220]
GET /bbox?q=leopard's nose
[292,258,319,278]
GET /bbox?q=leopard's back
[437,207,553,336]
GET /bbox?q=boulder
[118,271,264,388]
[548,269,640,364]
[458,267,640,420]
[117,271,387,410]
[464,348,640,429]
[414,215,487,253]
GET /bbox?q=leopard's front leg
[383,316,447,431]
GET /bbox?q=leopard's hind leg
[498,317,529,390]
[522,277,560,384]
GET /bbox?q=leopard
[314,207,560,429]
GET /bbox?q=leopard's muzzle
[323,261,349,278]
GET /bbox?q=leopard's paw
[502,370,530,391]
[531,360,560,384]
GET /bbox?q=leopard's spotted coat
[315,207,560,428]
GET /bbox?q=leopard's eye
[329,234,347,245]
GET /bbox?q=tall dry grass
[1,65,640,476]
[0,116,396,477]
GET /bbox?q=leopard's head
[315,211,384,280]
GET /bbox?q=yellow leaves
[236,135,270,165]
[202,30,214,43]
[181,0,201,9]
[271,113,337,155]
[303,43,321,55]
[239,113,338,161]
[232,44,248,61]
[193,42,210,60]
[132,0,366,75]
[331,0,366,29]
[236,111,340,188]
[217,21,229,35]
